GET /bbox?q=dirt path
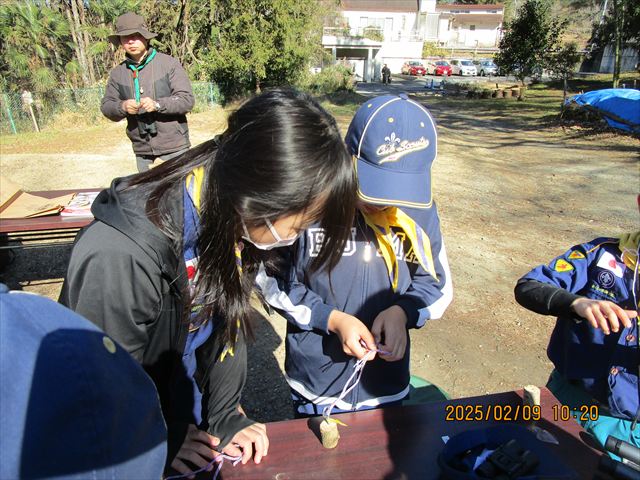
[1,100,638,422]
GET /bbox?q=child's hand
[171,424,221,478]
[223,422,269,465]
[570,297,637,335]
[327,310,376,359]
[371,305,408,361]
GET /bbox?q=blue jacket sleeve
[514,240,602,317]
[395,204,453,329]
[255,244,335,333]
[519,241,595,293]
[395,239,453,329]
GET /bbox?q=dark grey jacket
[101,51,195,156]
[59,177,253,468]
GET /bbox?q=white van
[450,59,477,76]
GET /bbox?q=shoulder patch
[554,259,574,272]
[568,250,585,260]
[596,251,623,278]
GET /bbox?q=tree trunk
[176,0,190,61]
[77,0,96,84]
[612,0,622,88]
[63,4,88,86]
[69,0,90,86]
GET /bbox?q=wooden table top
[0,189,101,234]
[220,388,601,479]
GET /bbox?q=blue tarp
[566,88,640,133]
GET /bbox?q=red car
[426,60,452,76]
[401,61,426,76]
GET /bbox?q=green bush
[422,42,447,59]
[304,65,355,95]
[362,27,384,42]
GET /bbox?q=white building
[322,0,504,81]
[434,3,504,48]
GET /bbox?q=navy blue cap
[345,94,437,209]
[0,286,167,479]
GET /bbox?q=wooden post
[27,103,39,132]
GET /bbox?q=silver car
[477,60,498,76]
[450,59,477,76]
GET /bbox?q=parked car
[426,60,452,76]
[475,59,498,76]
[401,61,427,76]
[450,59,477,76]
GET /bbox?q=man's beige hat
[108,12,158,46]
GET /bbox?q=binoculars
[137,113,157,137]
[598,435,640,480]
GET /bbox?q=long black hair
[129,88,356,346]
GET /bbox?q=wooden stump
[320,419,340,449]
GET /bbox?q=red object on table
[220,388,600,479]
[0,189,100,234]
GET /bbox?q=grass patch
[0,121,125,155]
[416,84,565,124]
[546,72,640,93]
[318,92,366,134]
[320,91,365,116]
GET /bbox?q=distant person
[514,198,639,452]
[259,94,453,416]
[102,12,195,172]
[382,64,391,84]
[0,284,167,479]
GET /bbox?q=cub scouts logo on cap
[377,132,430,164]
[554,259,574,272]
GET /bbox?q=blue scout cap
[345,93,437,209]
[0,284,167,479]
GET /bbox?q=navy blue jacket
[258,204,452,411]
[515,237,639,420]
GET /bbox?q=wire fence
[0,81,222,135]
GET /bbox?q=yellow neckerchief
[185,166,241,361]
[619,231,640,271]
[185,165,205,214]
[361,207,438,291]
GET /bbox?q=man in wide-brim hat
[101,12,194,172]
[107,12,158,46]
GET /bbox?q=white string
[164,453,242,480]
[322,348,380,419]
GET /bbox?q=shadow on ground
[243,309,293,422]
[0,244,72,292]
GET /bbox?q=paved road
[355,73,513,96]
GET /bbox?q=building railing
[323,26,425,43]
